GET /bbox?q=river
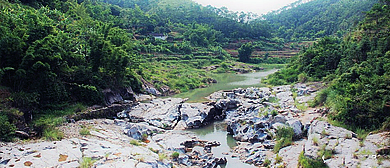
[180,69,279,167]
[173,69,279,102]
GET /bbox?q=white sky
[192,0,299,15]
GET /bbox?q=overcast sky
[192,0,299,15]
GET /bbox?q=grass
[312,136,319,146]
[321,129,329,136]
[358,149,373,155]
[80,157,96,168]
[298,152,328,168]
[79,126,91,136]
[130,139,142,146]
[318,146,334,160]
[328,118,373,140]
[296,103,308,111]
[149,148,159,154]
[43,127,64,141]
[263,158,271,167]
[269,97,279,103]
[275,154,283,163]
[271,109,278,117]
[158,153,168,161]
[274,126,294,152]
[33,103,87,140]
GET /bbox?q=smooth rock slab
[127,98,185,129]
[0,139,82,168]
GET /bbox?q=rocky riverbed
[1,83,390,168]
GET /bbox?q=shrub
[171,152,180,159]
[0,113,16,141]
[274,127,294,152]
[298,73,309,83]
[298,152,328,168]
[275,154,283,163]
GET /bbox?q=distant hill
[263,0,379,41]
[101,0,272,39]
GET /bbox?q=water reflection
[173,69,278,102]
[189,121,256,168]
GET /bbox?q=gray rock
[0,139,82,168]
[127,98,185,129]
[286,119,304,139]
[245,150,266,166]
[180,103,214,129]
[141,78,161,96]
[215,99,241,110]
[151,131,197,153]
[227,119,269,142]
[279,140,305,168]
[103,88,124,106]
[124,122,164,140]
[271,115,287,124]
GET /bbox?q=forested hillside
[266,0,390,131]
[0,0,276,140]
[264,0,379,41]
[0,0,386,141]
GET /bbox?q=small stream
[181,69,279,167]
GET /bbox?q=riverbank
[1,81,389,168]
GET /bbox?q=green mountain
[266,0,390,131]
[264,0,379,41]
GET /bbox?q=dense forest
[266,0,390,131]
[264,0,379,41]
[0,0,387,141]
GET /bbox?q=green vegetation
[298,152,328,168]
[158,153,168,161]
[130,139,142,146]
[263,158,271,167]
[238,42,254,63]
[318,145,334,160]
[264,0,378,41]
[274,126,294,152]
[275,154,283,163]
[171,152,180,159]
[80,157,96,168]
[0,113,17,141]
[0,0,385,142]
[266,0,390,133]
[79,126,91,136]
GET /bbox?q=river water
[180,69,279,167]
[173,69,279,102]
[189,121,256,168]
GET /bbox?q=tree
[238,42,254,63]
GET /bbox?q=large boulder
[124,122,165,140]
[227,119,270,142]
[286,119,304,139]
[180,103,214,129]
[126,98,185,129]
[103,87,136,106]
[141,78,161,96]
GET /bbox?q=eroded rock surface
[3,82,390,168]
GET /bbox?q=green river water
[179,69,279,167]
[173,69,279,102]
